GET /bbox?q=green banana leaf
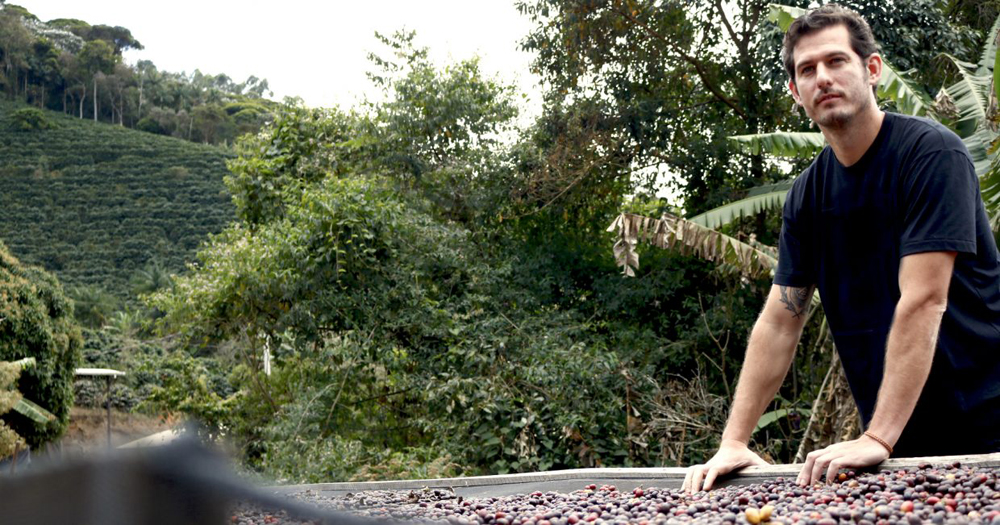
[729,132,826,157]
[13,397,55,424]
[10,358,35,369]
[688,190,789,229]
[980,12,1000,74]
[941,54,991,136]
[2,357,55,424]
[767,3,806,31]
[878,61,931,117]
[754,407,811,433]
[964,126,995,176]
[748,180,796,197]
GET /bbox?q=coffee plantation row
[0,100,233,300]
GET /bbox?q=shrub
[136,116,166,135]
[9,108,55,131]
[0,241,82,447]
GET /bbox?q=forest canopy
[0,2,275,145]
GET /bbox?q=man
[684,4,1000,492]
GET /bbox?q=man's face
[788,25,879,129]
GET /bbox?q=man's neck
[820,108,885,167]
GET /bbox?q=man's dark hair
[781,4,880,82]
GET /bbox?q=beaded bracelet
[863,430,893,456]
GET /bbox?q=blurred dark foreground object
[0,430,386,525]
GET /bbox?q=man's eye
[800,66,814,75]
[831,57,846,64]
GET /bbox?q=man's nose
[815,63,833,89]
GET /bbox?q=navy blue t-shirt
[775,112,1000,456]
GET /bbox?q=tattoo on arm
[779,286,811,319]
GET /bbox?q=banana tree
[0,357,57,460]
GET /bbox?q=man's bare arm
[684,283,814,492]
[798,251,955,486]
[866,251,954,443]
[721,284,814,443]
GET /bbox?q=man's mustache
[814,90,844,104]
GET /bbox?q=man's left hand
[796,435,890,486]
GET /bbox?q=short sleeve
[899,149,978,257]
[774,185,815,287]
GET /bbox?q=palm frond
[729,132,826,157]
[748,180,795,197]
[688,190,789,230]
[607,213,776,279]
[13,398,55,424]
[878,61,931,117]
[941,54,992,136]
[964,126,995,177]
[981,152,1000,227]
[979,12,1000,74]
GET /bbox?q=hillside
[0,100,234,299]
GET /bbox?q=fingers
[684,465,707,493]
[825,459,843,487]
[810,450,831,486]
[802,449,842,486]
[702,466,723,491]
[797,449,819,486]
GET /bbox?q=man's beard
[812,73,873,129]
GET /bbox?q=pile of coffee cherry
[245,461,1000,524]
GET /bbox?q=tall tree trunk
[79,85,86,119]
[93,75,98,122]
[137,74,144,117]
[118,87,125,126]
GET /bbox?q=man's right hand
[682,439,769,493]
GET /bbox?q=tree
[192,103,230,144]
[84,24,142,55]
[0,8,32,99]
[77,39,117,121]
[105,62,134,125]
[27,38,60,108]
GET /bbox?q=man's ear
[866,53,883,86]
[788,78,802,105]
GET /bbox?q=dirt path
[57,407,178,455]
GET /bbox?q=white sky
[14,0,543,117]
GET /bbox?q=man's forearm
[721,319,802,444]
[866,297,946,447]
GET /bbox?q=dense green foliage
[0,99,233,302]
[73,328,229,412]
[0,240,82,448]
[148,37,816,482]
[0,4,276,146]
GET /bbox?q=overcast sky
[14,0,543,116]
